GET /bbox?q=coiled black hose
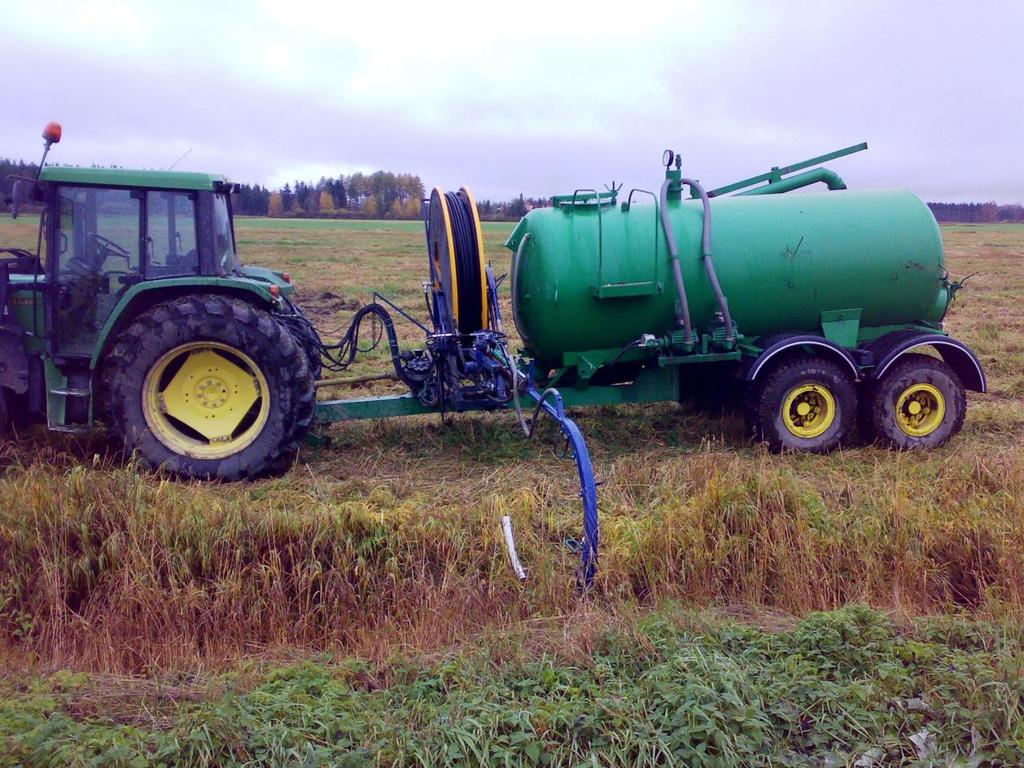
[444,190,485,334]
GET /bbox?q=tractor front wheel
[100,295,315,480]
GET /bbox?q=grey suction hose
[682,177,735,343]
[660,178,694,345]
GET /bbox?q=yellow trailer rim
[895,382,945,437]
[142,341,270,459]
[782,384,836,439]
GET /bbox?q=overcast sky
[4,0,1022,202]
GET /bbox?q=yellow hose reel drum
[427,187,489,334]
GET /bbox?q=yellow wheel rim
[142,341,270,460]
[895,382,945,437]
[782,384,836,439]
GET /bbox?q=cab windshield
[213,193,241,273]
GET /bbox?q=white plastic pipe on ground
[501,515,528,581]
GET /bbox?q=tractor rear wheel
[747,356,856,453]
[860,353,965,450]
[100,295,315,480]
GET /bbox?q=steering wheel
[86,232,132,270]
[167,248,199,273]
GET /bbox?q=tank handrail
[681,178,735,344]
[660,178,693,345]
[624,188,661,291]
[625,188,655,209]
[569,189,606,286]
[557,188,617,207]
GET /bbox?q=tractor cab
[2,123,295,442]
[34,167,244,357]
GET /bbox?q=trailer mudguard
[865,330,986,393]
[745,334,861,383]
[89,277,278,368]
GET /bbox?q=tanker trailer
[506,144,985,452]
[13,128,982,588]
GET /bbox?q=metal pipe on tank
[739,167,847,196]
[681,178,735,343]
[660,178,694,345]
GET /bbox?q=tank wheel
[747,356,856,453]
[100,295,315,480]
[860,353,965,449]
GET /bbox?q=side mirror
[10,180,22,219]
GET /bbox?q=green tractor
[1,123,317,479]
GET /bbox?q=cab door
[53,186,142,357]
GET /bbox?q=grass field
[1,215,1023,764]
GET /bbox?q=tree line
[238,171,427,219]
[927,202,1024,223]
[5,157,1023,223]
[232,176,550,222]
[475,195,550,221]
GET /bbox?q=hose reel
[427,186,489,334]
[421,187,599,590]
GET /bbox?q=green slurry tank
[505,144,985,453]
[509,188,947,364]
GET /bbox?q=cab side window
[146,191,198,277]
[57,187,142,277]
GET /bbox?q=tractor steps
[46,382,93,432]
[49,388,91,398]
[48,424,92,435]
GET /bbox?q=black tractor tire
[859,353,965,450]
[291,328,323,383]
[747,355,856,453]
[99,294,315,480]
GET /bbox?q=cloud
[3,0,1022,201]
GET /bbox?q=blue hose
[526,385,599,591]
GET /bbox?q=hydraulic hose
[278,299,422,389]
[659,178,693,345]
[347,304,421,388]
[682,177,735,343]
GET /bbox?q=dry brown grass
[0,216,1022,673]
